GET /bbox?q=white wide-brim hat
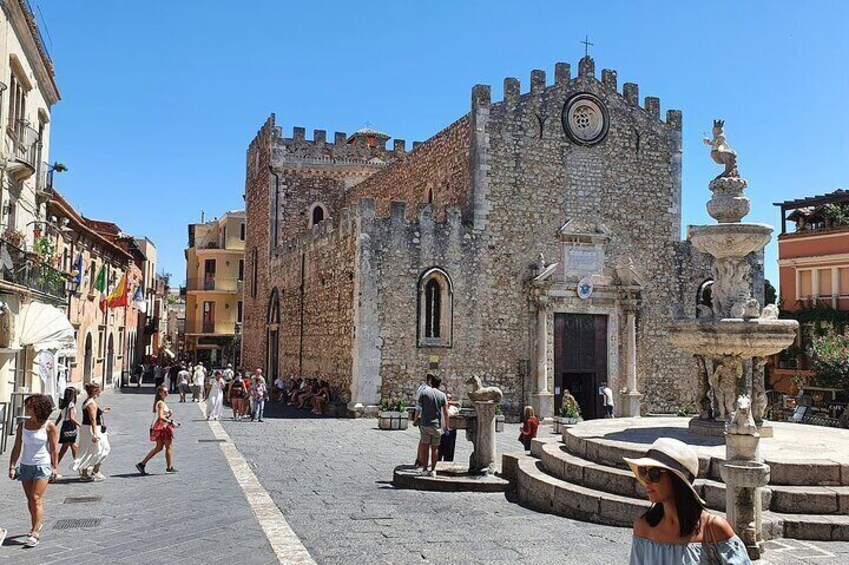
[623,437,706,506]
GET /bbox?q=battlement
[479,57,682,131]
[276,198,466,257]
[266,122,411,170]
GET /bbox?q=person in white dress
[206,371,225,421]
[72,383,112,482]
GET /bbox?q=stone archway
[266,288,280,380]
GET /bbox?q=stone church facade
[241,56,712,419]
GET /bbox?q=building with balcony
[772,189,849,393]
[0,0,68,412]
[47,189,142,390]
[184,210,244,366]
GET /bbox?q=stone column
[722,431,770,560]
[533,297,554,420]
[469,401,498,474]
[620,303,642,417]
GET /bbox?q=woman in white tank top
[7,394,59,547]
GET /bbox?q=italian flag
[100,273,128,312]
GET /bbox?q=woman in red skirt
[136,386,179,475]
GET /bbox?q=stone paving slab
[0,386,278,564]
[221,404,849,564]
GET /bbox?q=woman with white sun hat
[625,437,751,564]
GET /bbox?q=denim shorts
[18,464,52,481]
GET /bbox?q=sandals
[0,527,7,547]
[24,530,40,547]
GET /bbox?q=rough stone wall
[357,200,506,410]
[271,128,401,244]
[346,116,471,220]
[269,215,357,399]
[241,115,276,372]
[471,59,696,414]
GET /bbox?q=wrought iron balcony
[0,237,67,302]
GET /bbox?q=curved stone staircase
[502,427,849,541]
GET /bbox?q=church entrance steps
[562,417,849,486]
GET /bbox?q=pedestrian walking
[177,364,191,403]
[223,363,234,382]
[415,373,450,477]
[251,375,268,422]
[191,363,206,402]
[7,394,58,547]
[55,387,82,473]
[229,372,246,420]
[599,382,614,418]
[72,383,111,482]
[518,405,539,451]
[153,364,164,389]
[626,438,750,564]
[203,364,213,400]
[136,386,179,475]
[206,371,225,421]
[168,364,180,394]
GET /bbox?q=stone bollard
[469,401,498,475]
[721,397,770,560]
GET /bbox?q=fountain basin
[688,223,773,258]
[720,460,771,488]
[669,318,798,357]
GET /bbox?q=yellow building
[184,210,245,366]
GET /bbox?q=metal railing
[204,277,216,290]
[0,237,66,300]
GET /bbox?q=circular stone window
[562,93,609,146]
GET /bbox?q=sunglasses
[637,466,667,483]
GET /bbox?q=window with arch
[696,279,714,318]
[309,203,327,227]
[418,268,453,347]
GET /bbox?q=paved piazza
[2,388,849,564]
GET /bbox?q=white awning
[15,301,75,354]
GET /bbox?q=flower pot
[552,416,562,434]
[561,417,581,426]
[378,411,409,430]
[495,414,505,433]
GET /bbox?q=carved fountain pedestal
[669,121,797,560]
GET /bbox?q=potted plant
[495,405,505,432]
[559,403,582,427]
[378,399,410,430]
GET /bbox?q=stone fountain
[669,120,798,435]
[669,120,797,559]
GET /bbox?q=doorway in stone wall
[554,313,608,420]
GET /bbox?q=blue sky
[40,0,849,287]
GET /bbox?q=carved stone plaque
[564,246,603,277]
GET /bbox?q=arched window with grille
[418,268,453,347]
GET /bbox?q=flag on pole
[72,254,83,285]
[132,285,147,314]
[94,265,107,294]
[100,273,128,312]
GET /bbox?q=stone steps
[562,427,849,486]
[537,440,849,515]
[506,451,833,541]
[503,446,849,541]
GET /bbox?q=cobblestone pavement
[0,386,277,565]
[4,389,849,564]
[220,403,849,565]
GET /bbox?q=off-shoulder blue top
[629,534,752,564]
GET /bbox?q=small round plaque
[577,277,594,300]
[562,93,609,146]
